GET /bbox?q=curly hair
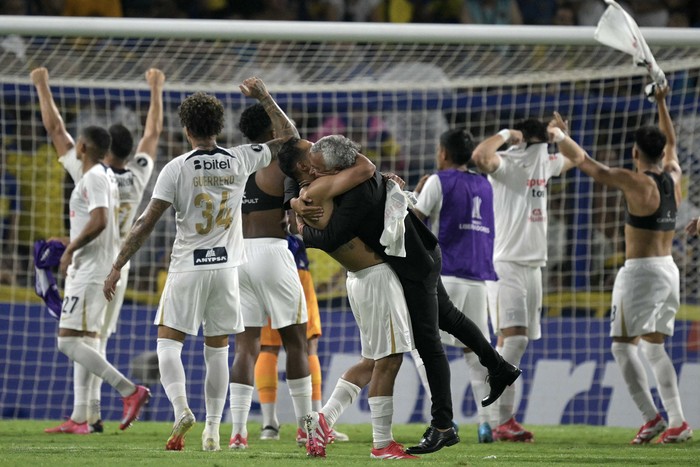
[108,124,134,160]
[178,92,225,139]
[311,135,359,170]
[239,103,272,143]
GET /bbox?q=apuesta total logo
[193,158,231,170]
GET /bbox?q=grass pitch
[0,420,696,466]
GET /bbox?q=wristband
[497,129,511,142]
[552,128,566,143]
[112,264,121,272]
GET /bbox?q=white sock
[312,399,323,412]
[322,378,361,427]
[369,396,394,449]
[229,383,253,438]
[410,348,431,399]
[57,336,134,397]
[497,336,528,425]
[87,336,105,424]
[157,338,189,419]
[260,402,279,429]
[611,342,658,422]
[204,344,229,431]
[287,375,312,429]
[640,340,685,427]
[464,351,490,425]
[71,360,90,423]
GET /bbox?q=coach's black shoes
[482,361,522,407]
[405,425,460,455]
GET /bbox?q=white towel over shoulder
[380,179,415,257]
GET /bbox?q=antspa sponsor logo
[193,246,228,265]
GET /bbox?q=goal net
[1,16,699,428]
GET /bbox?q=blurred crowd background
[1,0,700,28]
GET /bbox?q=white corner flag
[594,0,666,89]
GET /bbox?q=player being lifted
[554,84,692,444]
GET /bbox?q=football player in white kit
[31,69,151,435]
[31,67,165,432]
[472,119,576,442]
[104,77,296,451]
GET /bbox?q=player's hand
[30,67,49,86]
[655,83,670,101]
[145,68,165,88]
[549,112,569,135]
[413,174,430,194]
[685,218,700,236]
[59,250,73,276]
[290,196,323,222]
[103,266,121,302]
[509,129,523,145]
[382,172,406,190]
[240,77,269,100]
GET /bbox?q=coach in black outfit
[281,137,520,455]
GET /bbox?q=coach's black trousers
[398,247,453,431]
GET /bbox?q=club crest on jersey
[193,246,228,265]
[251,144,263,152]
[193,159,231,170]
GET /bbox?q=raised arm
[655,85,681,179]
[103,198,170,300]
[30,67,74,156]
[547,113,586,168]
[240,76,299,141]
[472,129,522,174]
[135,68,165,157]
[305,154,375,202]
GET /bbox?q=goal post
[1,16,699,427]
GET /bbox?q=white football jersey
[153,144,271,273]
[63,148,155,271]
[414,173,442,237]
[112,152,154,237]
[489,143,565,266]
[60,151,120,282]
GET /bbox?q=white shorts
[440,275,490,347]
[155,267,243,337]
[59,274,108,333]
[487,261,542,340]
[346,263,414,360]
[238,238,307,329]
[101,265,129,338]
[610,256,679,338]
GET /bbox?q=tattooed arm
[103,198,171,300]
[240,76,299,140]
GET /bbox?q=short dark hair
[278,137,304,180]
[513,118,547,143]
[108,124,134,160]
[635,125,666,163]
[239,103,272,143]
[178,92,225,139]
[440,128,474,165]
[81,126,111,159]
